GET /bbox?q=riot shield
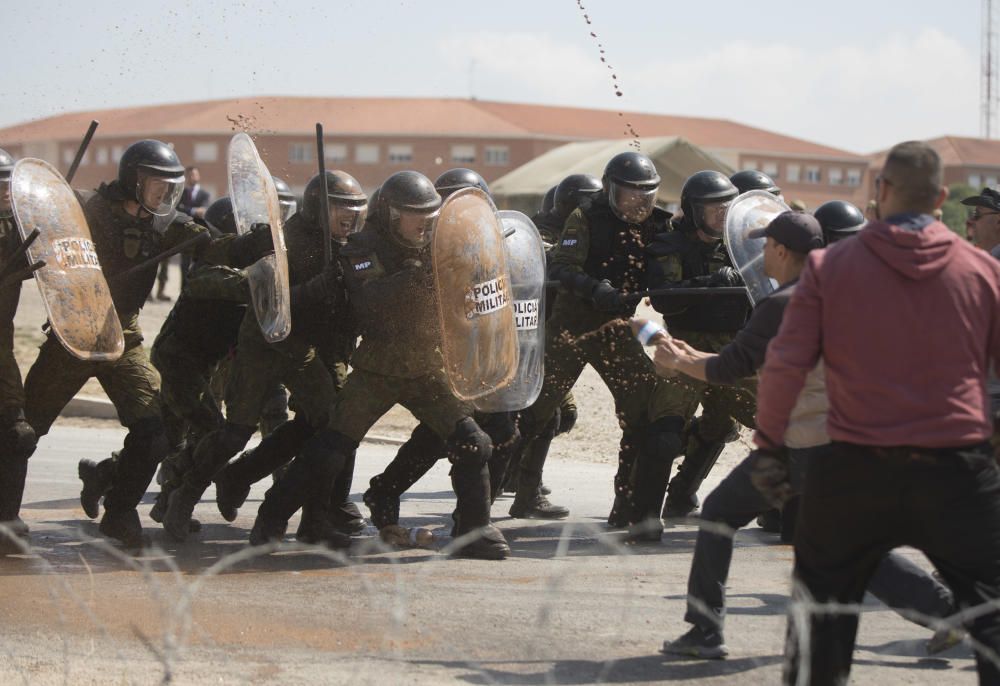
[474,211,546,412]
[724,190,790,305]
[432,187,517,401]
[10,159,123,361]
[228,133,291,343]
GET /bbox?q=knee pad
[690,415,739,445]
[480,413,519,449]
[644,416,685,460]
[0,408,36,460]
[446,417,492,467]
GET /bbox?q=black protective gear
[707,266,742,288]
[290,262,342,308]
[101,417,169,516]
[326,453,365,535]
[609,432,641,528]
[434,168,490,199]
[510,414,569,519]
[627,416,685,541]
[214,415,317,521]
[680,171,739,236]
[730,170,781,196]
[0,408,35,526]
[78,456,117,519]
[445,417,492,468]
[554,174,603,222]
[0,148,14,179]
[98,508,147,550]
[248,516,288,546]
[604,152,661,189]
[540,185,557,215]
[448,418,507,558]
[555,398,577,436]
[591,279,629,314]
[814,200,865,244]
[254,429,356,533]
[376,171,442,249]
[301,170,367,223]
[663,417,736,518]
[117,140,185,215]
[272,176,298,220]
[294,515,352,549]
[365,423,443,529]
[478,412,521,502]
[204,197,238,235]
[228,222,275,267]
[0,408,36,461]
[150,443,195,523]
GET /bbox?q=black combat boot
[99,508,147,550]
[608,432,641,528]
[663,419,731,519]
[628,417,685,542]
[78,455,117,520]
[451,458,509,560]
[509,415,567,519]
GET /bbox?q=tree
[940,183,975,239]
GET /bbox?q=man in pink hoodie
[755,141,1000,685]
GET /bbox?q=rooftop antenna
[983,0,998,138]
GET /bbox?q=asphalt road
[0,425,977,685]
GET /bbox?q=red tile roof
[0,96,861,159]
[869,136,1000,168]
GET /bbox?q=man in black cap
[651,212,958,659]
[963,187,1000,257]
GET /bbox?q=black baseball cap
[961,187,1000,211]
[747,211,824,254]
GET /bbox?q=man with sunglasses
[963,187,1000,257]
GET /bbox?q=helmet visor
[390,206,439,248]
[137,169,184,217]
[278,198,296,222]
[694,199,732,236]
[330,202,368,244]
[609,182,657,224]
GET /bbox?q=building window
[289,143,313,164]
[762,162,779,179]
[828,168,843,186]
[388,144,413,164]
[355,144,379,164]
[62,148,74,166]
[485,146,509,166]
[111,145,124,163]
[325,143,347,163]
[193,142,219,163]
[742,160,758,171]
[451,144,476,164]
[786,164,800,183]
[988,176,999,188]
[805,166,821,184]
[846,168,863,187]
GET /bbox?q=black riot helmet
[302,170,369,244]
[681,170,739,239]
[118,140,185,217]
[554,173,603,221]
[730,169,781,196]
[377,171,442,249]
[434,168,489,199]
[0,148,14,219]
[204,197,238,235]
[540,185,557,214]
[603,152,660,224]
[813,200,865,244]
[272,176,297,222]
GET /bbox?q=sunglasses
[971,208,1000,221]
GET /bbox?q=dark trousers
[686,446,954,636]
[785,441,1000,686]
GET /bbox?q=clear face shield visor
[278,197,297,222]
[0,175,10,218]
[609,182,658,224]
[694,199,732,238]
[330,202,368,244]
[137,169,184,217]
[390,206,440,248]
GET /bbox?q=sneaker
[926,627,965,655]
[661,625,729,660]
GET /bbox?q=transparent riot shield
[10,159,123,361]
[432,187,517,401]
[228,133,291,343]
[724,190,791,305]
[474,211,546,412]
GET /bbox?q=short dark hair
[185,165,199,173]
[881,141,943,213]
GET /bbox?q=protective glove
[230,222,275,267]
[749,448,792,508]
[707,266,743,288]
[591,279,628,314]
[555,402,577,436]
[291,263,342,308]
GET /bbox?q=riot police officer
[273,176,298,222]
[813,199,864,244]
[635,171,756,538]
[0,148,37,552]
[729,170,781,197]
[251,171,510,560]
[43,139,273,548]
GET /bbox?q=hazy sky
[1,0,983,153]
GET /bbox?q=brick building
[0,96,870,209]
[869,136,1000,193]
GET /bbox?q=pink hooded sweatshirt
[755,218,1000,450]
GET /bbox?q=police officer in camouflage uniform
[160,170,362,544]
[33,140,273,548]
[639,171,756,534]
[0,148,38,552]
[210,171,368,537]
[514,152,666,523]
[362,169,521,529]
[251,171,509,560]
